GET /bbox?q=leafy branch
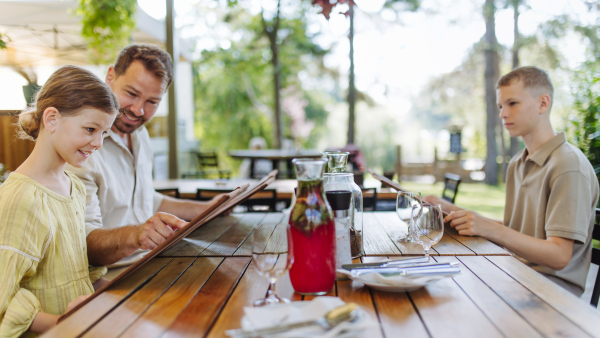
[571,60,600,183]
[76,0,137,64]
[0,33,8,49]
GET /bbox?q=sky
[0,0,593,127]
[135,0,592,115]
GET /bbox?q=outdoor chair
[156,188,180,199]
[183,152,231,179]
[441,173,461,204]
[361,187,378,212]
[591,208,600,307]
[196,188,277,212]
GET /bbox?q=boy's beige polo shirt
[504,132,599,296]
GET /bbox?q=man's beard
[113,107,146,134]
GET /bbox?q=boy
[426,66,599,296]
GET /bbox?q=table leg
[287,159,294,179]
[272,160,279,178]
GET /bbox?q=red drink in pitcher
[288,159,336,295]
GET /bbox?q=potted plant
[11,66,39,105]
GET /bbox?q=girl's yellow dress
[0,172,106,337]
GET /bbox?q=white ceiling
[0,0,190,67]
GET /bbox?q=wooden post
[166,0,179,179]
[347,3,356,145]
[395,145,402,182]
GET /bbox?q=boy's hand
[445,210,499,237]
[424,195,461,214]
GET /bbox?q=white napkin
[241,297,375,338]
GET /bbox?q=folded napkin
[241,297,375,338]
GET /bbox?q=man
[425,66,599,296]
[69,44,224,267]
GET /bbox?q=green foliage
[571,60,600,183]
[400,181,506,220]
[76,0,137,64]
[0,33,7,49]
[193,3,331,174]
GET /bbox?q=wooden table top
[228,149,323,160]
[44,212,600,338]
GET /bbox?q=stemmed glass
[395,191,422,241]
[410,203,444,260]
[252,224,294,306]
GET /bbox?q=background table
[44,212,600,338]
[153,179,398,201]
[228,149,323,178]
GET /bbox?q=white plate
[337,269,459,292]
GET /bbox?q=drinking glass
[410,203,444,260]
[252,224,294,306]
[395,191,422,241]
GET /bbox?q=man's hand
[134,212,188,250]
[444,210,500,237]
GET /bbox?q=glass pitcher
[322,152,364,258]
[288,158,336,295]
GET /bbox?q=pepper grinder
[326,190,352,280]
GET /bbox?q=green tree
[77,0,137,64]
[571,61,600,183]
[194,2,330,173]
[310,0,421,146]
[0,33,7,49]
[483,0,500,185]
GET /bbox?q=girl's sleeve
[0,249,41,338]
[88,265,108,284]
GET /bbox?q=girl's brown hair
[18,65,119,140]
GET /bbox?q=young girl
[0,65,119,337]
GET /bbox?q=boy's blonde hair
[18,65,119,141]
[496,66,554,104]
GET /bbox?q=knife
[225,303,359,338]
[350,262,460,276]
[342,257,429,270]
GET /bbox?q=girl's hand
[65,295,89,314]
[93,278,110,291]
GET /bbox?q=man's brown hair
[18,65,119,140]
[114,44,174,89]
[496,66,554,101]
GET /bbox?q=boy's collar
[523,132,566,166]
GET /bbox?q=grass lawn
[398,181,507,221]
[395,180,600,249]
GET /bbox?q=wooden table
[228,149,323,178]
[153,179,399,201]
[44,212,600,338]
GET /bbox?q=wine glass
[395,191,422,241]
[410,203,444,260]
[252,224,294,306]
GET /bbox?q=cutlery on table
[224,303,359,338]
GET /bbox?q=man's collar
[524,132,567,166]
